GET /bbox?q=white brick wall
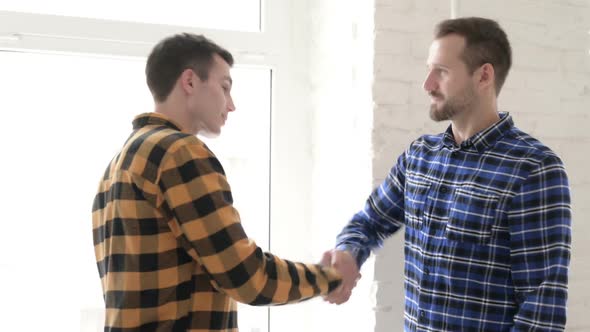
[456,2,590,330]
[371,0,590,331]
[306,0,376,331]
[271,1,375,332]
[371,2,449,331]
[285,0,588,331]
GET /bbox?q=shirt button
[440,186,448,194]
[424,267,430,275]
[418,310,427,323]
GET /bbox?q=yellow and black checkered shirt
[92,112,341,331]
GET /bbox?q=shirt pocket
[405,181,431,229]
[446,187,499,245]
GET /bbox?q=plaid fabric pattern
[336,113,571,331]
[93,112,341,331]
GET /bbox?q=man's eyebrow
[426,63,450,70]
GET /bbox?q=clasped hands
[321,249,361,305]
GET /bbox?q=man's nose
[422,71,437,92]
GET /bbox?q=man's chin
[429,106,446,122]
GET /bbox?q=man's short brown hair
[435,17,512,95]
[145,33,234,102]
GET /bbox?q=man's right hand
[320,249,361,305]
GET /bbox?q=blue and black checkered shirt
[337,113,571,331]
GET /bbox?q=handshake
[320,249,362,305]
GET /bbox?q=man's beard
[429,86,476,122]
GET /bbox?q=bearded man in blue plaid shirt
[322,17,572,331]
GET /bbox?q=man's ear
[476,63,496,92]
[179,68,195,94]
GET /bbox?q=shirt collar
[440,112,514,152]
[132,112,184,132]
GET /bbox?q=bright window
[0,51,271,332]
[1,0,261,32]
[0,2,312,331]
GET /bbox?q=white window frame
[0,1,314,331]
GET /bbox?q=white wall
[457,2,590,330]
[371,1,450,328]
[299,0,590,331]
[369,0,590,331]
[269,1,376,331]
[307,0,376,331]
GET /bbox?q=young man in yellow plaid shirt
[92,33,342,331]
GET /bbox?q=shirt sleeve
[335,150,408,268]
[508,154,572,331]
[156,142,341,305]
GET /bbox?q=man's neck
[154,96,193,134]
[451,105,499,145]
